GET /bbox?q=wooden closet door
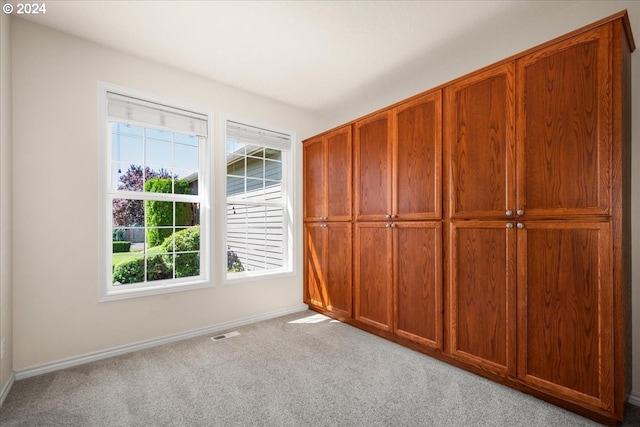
[303,223,327,309]
[447,221,516,376]
[516,25,612,219]
[324,222,353,317]
[303,223,352,317]
[394,222,442,349]
[355,222,393,331]
[445,63,515,220]
[303,138,326,222]
[394,91,442,220]
[326,126,353,221]
[517,221,613,412]
[355,111,393,221]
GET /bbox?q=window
[225,120,293,280]
[99,85,210,300]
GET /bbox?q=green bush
[144,178,193,246]
[112,255,172,284]
[113,257,144,284]
[227,248,245,273]
[146,255,173,281]
[112,228,127,241]
[112,241,131,253]
[162,226,200,278]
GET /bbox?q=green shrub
[162,226,200,278]
[112,255,172,284]
[112,241,131,253]
[146,255,173,281]
[144,178,193,246]
[113,257,144,284]
[112,228,127,241]
[227,248,245,272]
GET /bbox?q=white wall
[0,11,14,401]
[10,18,327,371]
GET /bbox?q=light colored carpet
[1,310,638,426]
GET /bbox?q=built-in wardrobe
[303,11,634,425]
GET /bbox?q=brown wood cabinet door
[394,222,442,349]
[304,223,326,309]
[303,138,326,222]
[516,26,612,219]
[303,223,353,317]
[517,221,613,412]
[303,126,352,222]
[445,63,516,220]
[447,221,516,376]
[326,126,353,221]
[355,222,393,331]
[393,91,442,220]
[355,111,393,221]
[325,222,353,317]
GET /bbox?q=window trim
[98,82,213,302]
[221,116,296,285]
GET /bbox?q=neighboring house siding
[226,156,284,272]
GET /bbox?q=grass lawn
[112,245,164,268]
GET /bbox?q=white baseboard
[15,304,308,381]
[628,391,640,407]
[0,372,15,407]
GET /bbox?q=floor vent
[210,331,240,342]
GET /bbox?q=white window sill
[99,278,213,302]
[224,269,294,285]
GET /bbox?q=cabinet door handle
[386,223,391,228]
[506,223,514,229]
[386,214,392,219]
[391,214,397,219]
[517,223,525,229]
[506,210,513,217]
[391,223,397,228]
[517,210,524,216]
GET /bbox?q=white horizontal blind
[227,121,291,151]
[107,92,208,137]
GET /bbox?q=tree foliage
[161,226,200,278]
[144,177,193,247]
[112,165,172,227]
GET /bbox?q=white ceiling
[12,1,638,120]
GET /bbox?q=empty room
[1,1,640,425]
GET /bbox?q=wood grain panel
[355,112,392,221]
[394,222,442,349]
[517,222,613,410]
[612,19,633,419]
[303,138,325,221]
[448,221,516,375]
[355,222,393,331]
[325,223,353,317]
[326,127,352,221]
[303,223,326,308]
[303,223,352,317]
[445,64,515,219]
[394,91,442,220]
[516,26,611,218]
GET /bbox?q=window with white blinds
[99,84,211,301]
[225,120,293,278]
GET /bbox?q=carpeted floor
[1,310,639,426]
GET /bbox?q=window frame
[98,82,213,302]
[221,116,295,284]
